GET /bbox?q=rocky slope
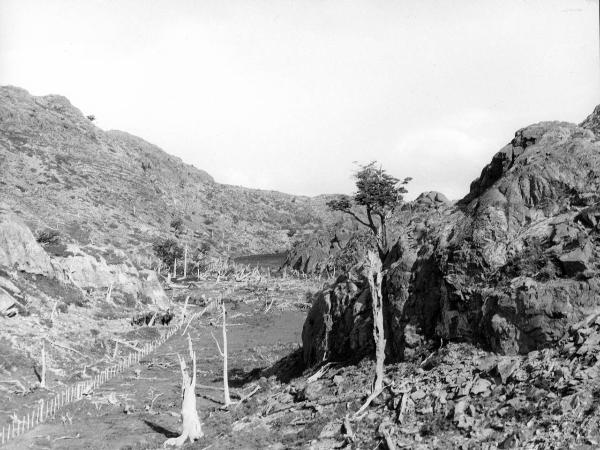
[303,107,600,365]
[0,85,337,263]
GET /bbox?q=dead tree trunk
[354,251,385,417]
[183,246,188,278]
[368,251,385,393]
[211,303,233,407]
[163,338,203,447]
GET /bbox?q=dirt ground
[0,278,319,450]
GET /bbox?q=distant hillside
[0,86,340,264]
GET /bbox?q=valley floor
[2,278,600,449]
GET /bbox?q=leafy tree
[327,162,411,263]
[153,238,184,267]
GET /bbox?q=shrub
[36,228,61,245]
[152,237,184,266]
[170,217,184,233]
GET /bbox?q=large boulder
[302,108,600,365]
[302,272,372,365]
[0,215,57,277]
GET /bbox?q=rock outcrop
[0,215,59,278]
[57,250,169,309]
[0,215,170,309]
[303,108,600,366]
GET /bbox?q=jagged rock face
[427,119,600,354]
[303,110,600,365]
[580,104,600,136]
[302,274,373,365]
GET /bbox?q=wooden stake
[105,282,113,304]
[180,296,190,325]
[184,245,188,278]
[50,300,58,324]
[40,341,46,388]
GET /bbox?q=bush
[170,217,184,233]
[152,237,184,266]
[36,228,61,245]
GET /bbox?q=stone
[0,215,57,278]
[559,243,592,276]
[301,380,326,402]
[470,378,493,396]
[411,389,426,401]
[497,358,521,384]
[0,287,17,316]
[318,421,342,439]
[453,399,475,430]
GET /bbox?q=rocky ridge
[303,107,600,365]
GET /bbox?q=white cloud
[393,127,494,201]
[0,0,598,198]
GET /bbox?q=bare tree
[164,335,203,447]
[211,302,233,407]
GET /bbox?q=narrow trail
[5,303,305,449]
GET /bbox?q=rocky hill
[0,85,338,265]
[303,106,600,364]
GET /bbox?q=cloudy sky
[1,0,598,199]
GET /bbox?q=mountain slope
[0,85,338,262]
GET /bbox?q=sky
[0,0,598,200]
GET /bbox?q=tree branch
[340,209,371,229]
[211,332,224,357]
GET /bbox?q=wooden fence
[0,322,181,446]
